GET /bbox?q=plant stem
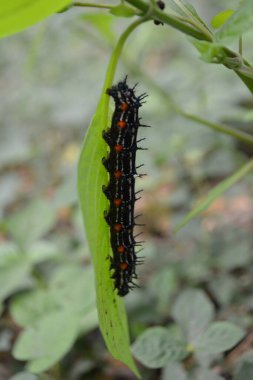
[125,60,253,145]
[101,17,149,123]
[180,112,253,145]
[73,1,113,9]
[125,0,213,40]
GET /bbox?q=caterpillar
[102,76,148,296]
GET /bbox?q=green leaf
[148,268,178,314]
[195,322,245,354]
[78,19,145,378]
[10,289,57,328]
[215,0,253,43]
[235,363,253,380]
[49,265,96,314]
[235,352,253,380]
[167,0,199,19]
[162,363,187,380]
[167,0,208,29]
[80,14,115,44]
[218,242,251,270]
[0,0,72,39]
[132,327,188,368]
[110,4,137,17]
[174,158,253,232]
[6,198,56,250]
[189,39,226,63]
[191,368,224,380]
[9,372,38,380]
[77,84,139,376]
[27,241,60,264]
[209,275,236,307]
[13,310,79,373]
[0,244,32,301]
[171,289,214,342]
[211,10,235,29]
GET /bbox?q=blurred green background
[0,0,253,379]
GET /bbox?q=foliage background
[0,0,253,379]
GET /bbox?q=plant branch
[180,112,253,146]
[123,59,253,145]
[125,0,213,40]
[73,2,113,9]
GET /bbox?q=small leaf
[167,0,208,29]
[192,368,224,380]
[211,10,235,29]
[167,0,199,19]
[0,0,72,39]
[10,289,57,328]
[49,265,96,313]
[218,242,251,270]
[235,363,253,380]
[80,14,115,44]
[6,198,56,250]
[13,310,79,373]
[162,363,187,380]
[195,322,245,354]
[132,327,188,368]
[174,159,253,232]
[189,39,226,64]
[0,244,32,301]
[110,4,137,17]
[215,0,253,43]
[172,289,214,342]
[148,268,178,314]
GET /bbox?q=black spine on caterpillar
[102,76,148,296]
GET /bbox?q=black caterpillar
[102,76,148,296]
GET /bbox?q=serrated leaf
[195,322,245,354]
[0,0,72,39]
[132,327,188,368]
[174,159,253,232]
[13,310,79,373]
[172,289,214,342]
[110,4,137,17]
[78,81,139,376]
[211,10,235,29]
[215,0,253,43]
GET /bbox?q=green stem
[180,112,253,146]
[101,17,148,122]
[73,1,113,9]
[80,13,253,146]
[127,63,253,145]
[174,157,253,232]
[125,0,213,40]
